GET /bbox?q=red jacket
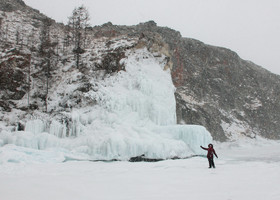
[201,146,218,159]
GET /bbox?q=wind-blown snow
[0,48,212,161]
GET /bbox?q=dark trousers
[208,157,215,168]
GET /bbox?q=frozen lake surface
[0,138,280,200]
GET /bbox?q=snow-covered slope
[0,47,212,161]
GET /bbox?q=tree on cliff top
[68,5,90,68]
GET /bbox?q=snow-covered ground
[0,138,279,200]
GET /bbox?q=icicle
[25,119,46,135]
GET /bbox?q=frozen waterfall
[0,48,212,161]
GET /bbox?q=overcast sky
[24,0,280,75]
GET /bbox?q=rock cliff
[0,0,280,141]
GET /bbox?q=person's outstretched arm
[200,146,208,150]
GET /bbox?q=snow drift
[0,48,212,162]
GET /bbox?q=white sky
[24,0,280,75]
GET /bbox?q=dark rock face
[0,0,26,12]
[172,39,280,141]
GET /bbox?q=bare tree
[62,25,71,54]
[39,18,57,112]
[15,27,25,48]
[68,5,90,68]
[0,18,3,41]
[27,54,31,110]
[16,27,20,45]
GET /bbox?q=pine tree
[68,5,90,68]
[39,18,57,112]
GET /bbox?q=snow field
[0,139,280,200]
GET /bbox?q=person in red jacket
[200,144,218,168]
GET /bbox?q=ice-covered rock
[0,48,212,162]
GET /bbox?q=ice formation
[0,48,212,162]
